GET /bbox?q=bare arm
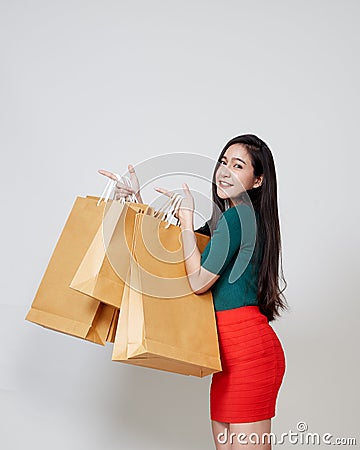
[152,184,221,294]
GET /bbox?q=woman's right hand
[98,165,142,202]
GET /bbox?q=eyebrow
[220,156,247,165]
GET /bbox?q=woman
[99,133,288,449]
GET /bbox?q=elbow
[188,267,218,295]
[193,288,208,294]
[188,270,203,295]
[190,278,210,295]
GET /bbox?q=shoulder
[220,204,258,242]
[221,203,255,225]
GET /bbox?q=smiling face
[215,144,263,207]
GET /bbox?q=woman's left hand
[154,183,194,226]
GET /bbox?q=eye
[234,164,243,169]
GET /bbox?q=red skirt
[210,305,286,423]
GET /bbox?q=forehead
[223,144,248,160]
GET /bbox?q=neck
[229,198,244,207]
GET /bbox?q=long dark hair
[206,134,288,322]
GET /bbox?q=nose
[218,164,231,178]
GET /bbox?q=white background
[1,1,359,449]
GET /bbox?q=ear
[253,175,263,189]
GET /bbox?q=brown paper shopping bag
[69,200,153,308]
[26,196,117,345]
[112,211,222,377]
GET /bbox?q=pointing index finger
[98,169,118,181]
[153,187,174,198]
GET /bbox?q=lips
[218,179,233,187]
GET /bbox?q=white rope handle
[164,193,184,229]
[121,176,138,203]
[97,173,120,206]
[97,173,138,206]
[153,195,174,219]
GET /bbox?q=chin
[216,191,228,200]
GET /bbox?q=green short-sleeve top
[196,204,263,312]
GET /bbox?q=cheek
[234,173,246,186]
[234,172,252,189]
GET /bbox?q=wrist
[180,217,194,230]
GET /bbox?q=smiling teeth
[219,181,232,186]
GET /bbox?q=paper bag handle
[163,194,183,229]
[97,173,138,206]
[153,193,183,227]
[153,195,174,220]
